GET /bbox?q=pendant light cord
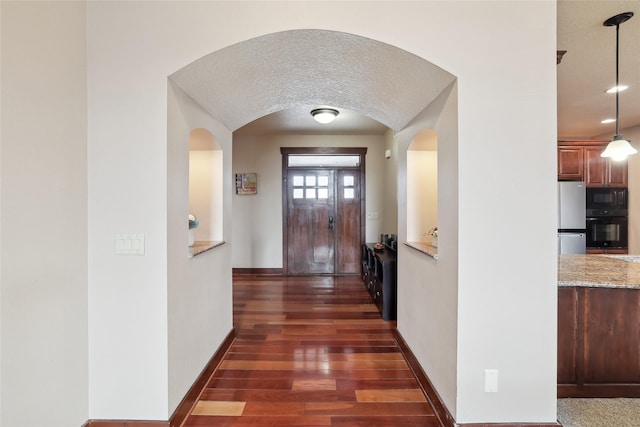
[615,22,620,136]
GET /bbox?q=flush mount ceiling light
[601,12,637,161]
[311,108,339,124]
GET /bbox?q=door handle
[328,216,334,230]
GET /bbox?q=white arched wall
[169,23,556,424]
[0,2,558,426]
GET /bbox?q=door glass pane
[306,188,316,199]
[288,155,360,167]
[318,176,329,186]
[306,175,316,186]
[318,188,328,199]
[293,176,304,186]
[344,175,354,186]
[344,188,354,199]
[293,188,304,199]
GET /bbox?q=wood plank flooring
[182,275,442,426]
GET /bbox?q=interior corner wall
[1,2,89,426]
[167,82,233,414]
[626,126,640,255]
[231,133,386,269]
[396,82,460,416]
[382,129,398,235]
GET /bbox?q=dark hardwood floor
[182,274,441,426]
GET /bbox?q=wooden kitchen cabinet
[584,146,606,186]
[558,146,584,180]
[584,145,628,187]
[607,157,628,187]
[557,287,578,385]
[558,286,640,397]
[558,141,628,187]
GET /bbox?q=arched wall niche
[407,129,438,243]
[188,128,223,244]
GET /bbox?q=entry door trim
[281,147,367,275]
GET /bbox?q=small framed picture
[235,173,257,195]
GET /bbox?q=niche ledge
[189,241,225,258]
[404,241,438,260]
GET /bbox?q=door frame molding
[281,147,367,275]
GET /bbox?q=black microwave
[586,188,627,216]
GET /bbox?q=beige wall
[1,2,88,426]
[1,1,557,425]
[231,133,387,268]
[167,82,234,415]
[382,129,398,234]
[628,126,640,254]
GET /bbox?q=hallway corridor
[181,275,441,426]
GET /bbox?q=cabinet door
[607,158,628,187]
[558,288,578,384]
[558,146,584,180]
[584,146,607,187]
[583,288,640,384]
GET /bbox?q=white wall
[397,82,461,415]
[626,126,640,254]
[382,129,398,234]
[2,1,557,424]
[1,2,88,426]
[167,82,233,414]
[232,133,386,268]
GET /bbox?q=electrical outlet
[484,369,498,392]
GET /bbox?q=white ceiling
[235,1,640,140]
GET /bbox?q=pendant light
[601,12,637,161]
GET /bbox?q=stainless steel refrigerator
[558,181,586,254]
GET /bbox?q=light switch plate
[116,234,145,255]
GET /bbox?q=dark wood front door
[286,169,336,274]
[282,147,366,275]
[336,169,361,273]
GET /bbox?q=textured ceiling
[170,29,455,133]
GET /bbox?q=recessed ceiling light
[601,118,616,124]
[606,84,628,93]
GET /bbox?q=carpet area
[557,398,640,427]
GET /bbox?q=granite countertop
[559,254,640,289]
[404,241,438,260]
